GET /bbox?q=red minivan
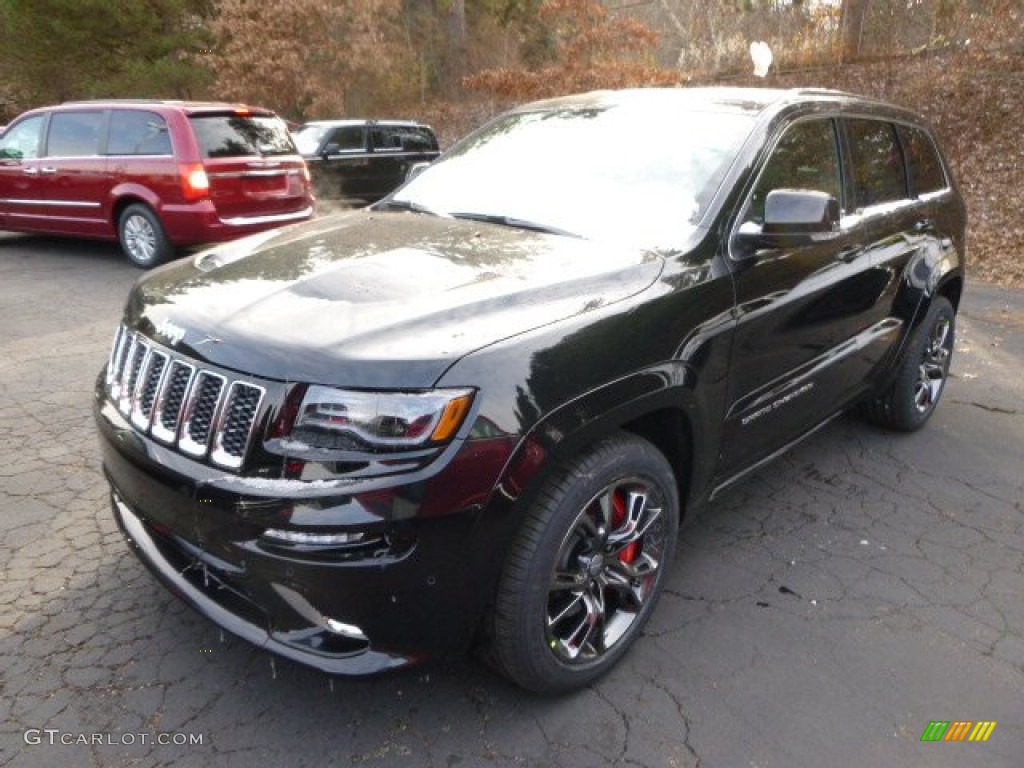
[0,100,314,267]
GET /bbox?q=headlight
[291,386,474,451]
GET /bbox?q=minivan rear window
[189,115,296,158]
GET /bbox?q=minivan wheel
[862,296,955,431]
[118,204,172,268]
[489,432,678,694]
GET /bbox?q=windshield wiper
[376,199,449,217]
[448,212,581,238]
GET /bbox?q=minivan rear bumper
[160,201,314,246]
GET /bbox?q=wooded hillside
[1,0,1021,284]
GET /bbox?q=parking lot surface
[1,234,1022,767]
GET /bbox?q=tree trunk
[840,0,871,62]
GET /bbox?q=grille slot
[106,327,267,470]
[131,350,168,429]
[212,382,265,469]
[180,371,226,457]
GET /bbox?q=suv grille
[106,326,265,470]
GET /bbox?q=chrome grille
[107,326,265,470]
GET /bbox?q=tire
[489,432,679,694]
[862,296,955,432]
[118,203,172,268]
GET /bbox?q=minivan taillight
[180,163,210,201]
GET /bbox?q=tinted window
[107,110,171,155]
[329,126,364,151]
[47,111,105,157]
[397,126,437,151]
[897,125,945,196]
[189,115,296,158]
[848,119,907,208]
[0,115,46,160]
[370,126,403,151]
[745,119,841,223]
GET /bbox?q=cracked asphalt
[1,233,1022,767]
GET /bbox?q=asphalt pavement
[1,233,1022,767]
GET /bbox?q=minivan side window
[896,125,946,196]
[108,111,171,156]
[0,115,46,160]
[744,119,842,224]
[847,119,907,209]
[47,111,105,157]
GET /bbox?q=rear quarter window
[189,115,296,158]
[897,124,946,196]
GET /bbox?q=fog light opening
[262,529,365,546]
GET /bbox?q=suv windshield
[189,114,297,158]
[392,105,754,248]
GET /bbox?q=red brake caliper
[611,491,639,564]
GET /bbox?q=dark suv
[94,88,965,693]
[0,100,314,267]
[292,119,439,203]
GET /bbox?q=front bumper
[96,388,516,676]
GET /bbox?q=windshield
[292,124,329,155]
[392,104,755,249]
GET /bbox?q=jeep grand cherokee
[94,88,965,693]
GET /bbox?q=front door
[717,116,890,481]
[0,114,49,231]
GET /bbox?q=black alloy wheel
[489,432,679,694]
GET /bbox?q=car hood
[128,211,664,388]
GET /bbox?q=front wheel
[489,432,679,694]
[118,203,172,268]
[862,296,955,431]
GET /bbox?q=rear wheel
[118,203,172,268]
[862,296,955,431]
[489,432,679,694]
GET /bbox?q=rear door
[842,118,959,371]
[188,112,310,220]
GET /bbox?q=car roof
[298,119,431,129]
[513,86,920,122]
[57,99,277,116]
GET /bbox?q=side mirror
[737,189,840,254]
[405,161,431,182]
[321,142,341,158]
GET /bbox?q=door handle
[836,245,864,263]
[39,167,57,175]
[23,167,39,175]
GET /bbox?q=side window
[847,119,907,208]
[896,125,946,196]
[370,126,403,151]
[400,127,438,151]
[329,126,364,151]
[745,119,841,224]
[47,111,105,157]
[0,115,46,160]
[107,111,171,155]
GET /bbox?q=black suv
[292,119,439,203]
[95,88,965,693]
